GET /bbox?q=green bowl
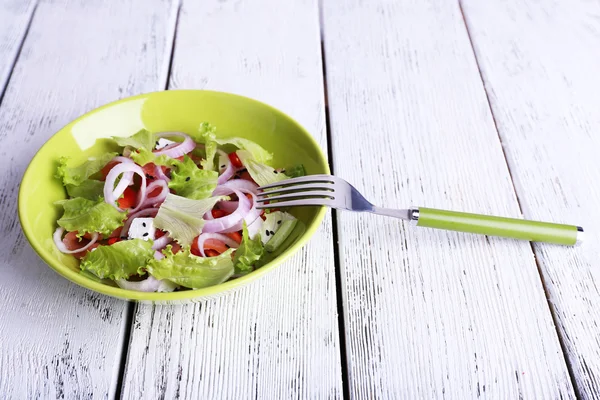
[18,90,329,303]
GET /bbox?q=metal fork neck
[370,206,414,221]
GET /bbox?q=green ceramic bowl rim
[17,89,329,302]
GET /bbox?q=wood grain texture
[121,0,342,398]
[0,0,36,95]
[0,0,173,397]
[322,0,576,397]
[461,0,600,397]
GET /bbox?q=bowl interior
[18,90,329,302]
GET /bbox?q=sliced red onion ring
[217,179,259,194]
[110,157,135,195]
[120,208,159,237]
[195,233,240,257]
[116,276,162,292]
[153,132,195,158]
[53,227,99,254]
[217,149,235,184]
[152,235,172,251]
[217,201,238,213]
[209,186,261,233]
[104,162,147,212]
[141,180,169,208]
[154,164,170,182]
[202,189,252,233]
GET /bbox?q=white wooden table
[1,0,599,398]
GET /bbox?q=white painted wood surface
[0,0,36,94]
[0,0,173,397]
[121,0,342,398]
[322,0,576,397]
[461,0,600,397]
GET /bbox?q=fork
[256,174,584,246]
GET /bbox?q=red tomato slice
[107,237,120,245]
[228,152,243,168]
[100,161,119,181]
[190,236,201,256]
[62,231,99,259]
[211,209,228,218]
[224,231,242,243]
[170,242,182,254]
[205,249,220,257]
[117,187,138,209]
[204,239,229,254]
[155,229,167,239]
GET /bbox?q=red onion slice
[153,132,195,158]
[195,233,240,257]
[217,179,259,194]
[216,200,238,213]
[53,227,99,254]
[110,156,135,196]
[202,189,252,233]
[120,208,159,237]
[116,276,162,292]
[217,149,235,184]
[154,164,171,182]
[152,234,172,251]
[141,180,169,208]
[104,162,147,212]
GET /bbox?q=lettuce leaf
[147,246,234,289]
[284,164,306,178]
[65,179,105,200]
[154,193,229,245]
[236,150,289,186]
[129,148,175,167]
[55,152,117,186]
[56,197,126,238]
[80,239,154,280]
[233,222,264,275]
[194,123,218,171]
[168,156,218,200]
[112,129,156,151]
[215,137,273,165]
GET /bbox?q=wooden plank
[0,0,174,397]
[120,0,343,398]
[461,0,600,397]
[0,0,36,95]
[322,0,576,397]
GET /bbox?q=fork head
[256,174,374,211]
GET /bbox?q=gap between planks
[0,1,38,107]
[113,1,182,398]
[457,0,580,397]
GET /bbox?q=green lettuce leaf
[148,246,234,289]
[154,193,229,245]
[194,123,218,171]
[56,152,117,186]
[129,148,175,167]
[236,150,289,186]
[56,197,126,238]
[284,164,306,178]
[168,156,218,200]
[215,137,273,165]
[65,179,105,200]
[80,239,154,280]
[112,129,156,151]
[233,222,264,275]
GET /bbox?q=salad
[53,123,305,292]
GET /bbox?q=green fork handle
[413,207,583,246]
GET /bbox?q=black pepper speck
[265,230,270,236]
[186,177,191,181]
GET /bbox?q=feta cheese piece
[155,138,176,150]
[128,218,156,241]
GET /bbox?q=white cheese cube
[155,138,176,150]
[128,218,156,241]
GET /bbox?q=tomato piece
[228,152,243,168]
[205,249,219,257]
[175,155,185,161]
[204,239,229,254]
[107,237,120,245]
[211,209,228,218]
[190,238,201,256]
[170,242,182,254]
[100,161,119,181]
[117,187,138,209]
[62,231,99,259]
[224,231,242,243]
[155,229,166,239]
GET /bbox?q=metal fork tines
[256,175,338,209]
